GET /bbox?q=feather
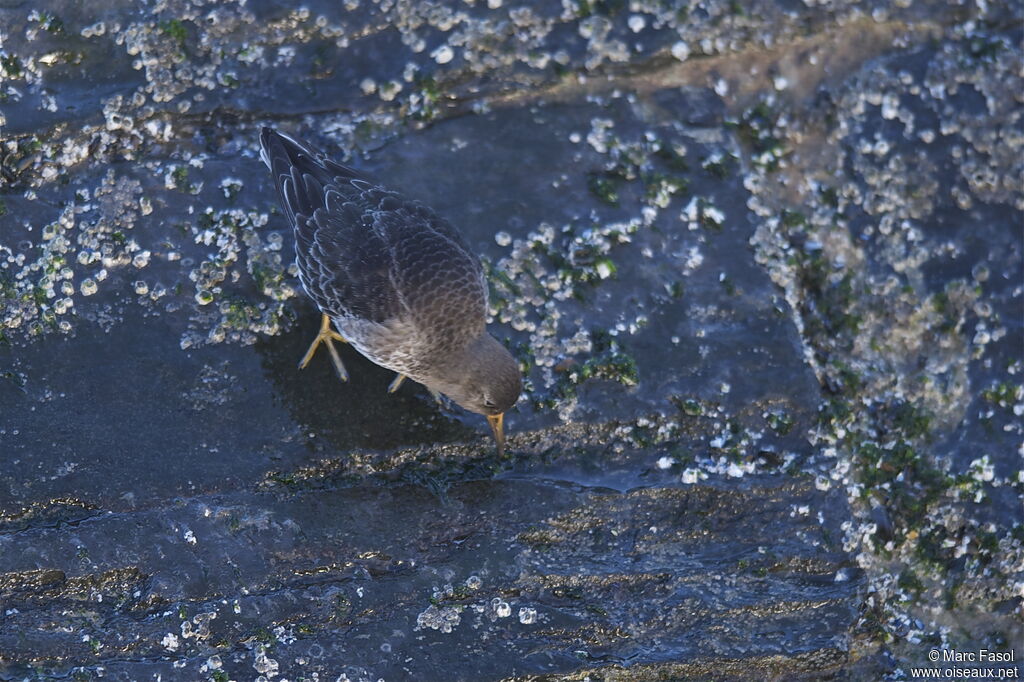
[259,128,487,374]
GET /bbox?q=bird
[259,127,521,455]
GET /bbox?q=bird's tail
[260,126,366,188]
[259,127,318,171]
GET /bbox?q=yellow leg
[387,373,407,393]
[299,314,348,381]
[392,377,444,405]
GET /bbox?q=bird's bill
[486,413,506,457]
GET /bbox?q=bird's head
[430,333,521,455]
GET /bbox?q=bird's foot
[387,373,407,393]
[299,313,349,381]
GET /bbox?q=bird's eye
[484,398,496,409]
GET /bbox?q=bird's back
[259,128,487,376]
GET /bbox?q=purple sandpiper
[260,128,521,454]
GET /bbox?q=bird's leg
[299,313,349,381]
[388,374,444,405]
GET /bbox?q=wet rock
[1,0,1021,679]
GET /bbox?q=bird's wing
[261,128,486,336]
[261,128,401,323]
[373,199,487,345]
[300,200,402,324]
[260,127,365,224]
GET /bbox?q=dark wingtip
[260,127,316,163]
[258,127,278,169]
[259,126,278,151]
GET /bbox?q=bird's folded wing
[297,203,402,325]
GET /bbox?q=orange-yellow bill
[486,413,505,457]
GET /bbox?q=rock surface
[0,0,1020,680]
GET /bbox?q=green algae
[587,171,621,206]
